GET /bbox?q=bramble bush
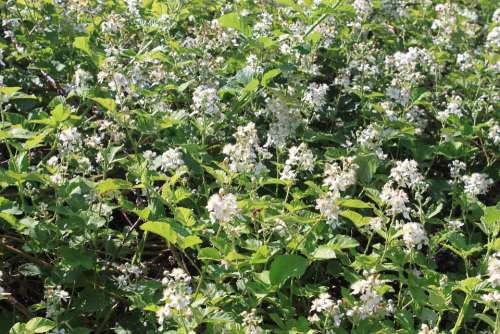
[0,0,499,333]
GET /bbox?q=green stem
[451,294,471,334]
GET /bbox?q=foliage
[0,0,499,333]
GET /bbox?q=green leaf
[73,36,91,55]
[140,221,177,244]
[91,97,116,112]
[0,212,18,228]
[312,245,337,260]
[0,87,22,95]
[261,69,281,86]
[175,207,196,226]
[60,247,96,270]
[251,245,270,264]
[355,154,379,183]
[242,78,259,94]
[218,12,250,36]
[25,318,56,333]
[9,323,28,334]
[455,276,482,294]
[329,235,360,250]
[96,178,132,193]
[340,210,370,228]
[51,104,70,123]
[340,199,372,209]
[198,247,221,260]
[482,206,500,234]
[474,313,496,330]
[180,235,202,249]
[269,254,308,286]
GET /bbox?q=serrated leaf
[340,199,372,209]
[329,235,360,250]
[91,97,116,112]
[175,207,196,226]
[261,69,281,86]
[51,104,70,123]
[73,36,91,55]
[0,87,22,95]
[180,235,202,249]
[269,254,308,286]
[218,12,250,36]
[312,245,337,260]
[140,221,177,244]
[198,247,221,260]
[96,178,132,193]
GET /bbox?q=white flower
[323,157,358,195]
[353,0,373,16]
[58,127,81,150]
[401,222,428,250]
[487,253,500,288]
[285,143,315,172]
[437,95,463,122]
[380,182,409,217]
[482,291,500,304]
[368,217,384,231]
[279,165,296,182]
[486,26,500,48]
[357,124,383,149]
[386,85,410,105]
[385,47,435,85]
[307,313,321,323]
[390,159,424,189]
[156,304,173,324]
[274,219,287,236]
[192,85,221,116]
[45,285,70,303]
[206,189,238,223]
[418,324,439,334]
[74,68,92,89]
[125,0,139,16]
[223,122,271,174]
[349,272,387,319]
[488,122,500,145]
[143,150,157,161]
[303,83,329,111]
[449,160,466,180]
[462,173,493,197]
[310,292,334,313]
[169,268,191,283]
[264,98,302,148]
[316,192,340,228]
[50,173,64,185]
[448,220,463,229]
[47,156,59,168]
[156,148,184,172]
[280,143,315,181]
[456,52,474,71]
[48,329,67,334]
[157,268,194,327]
[241,309,263,334]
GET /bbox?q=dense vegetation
[0,0,499,333]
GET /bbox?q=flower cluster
[156,269,193,329]
[308,292,344,327]
[347,271,392,320]
[206,189,238,224]
[400,222,428,250]
[223,122,271,174]
[462,173,493,198]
